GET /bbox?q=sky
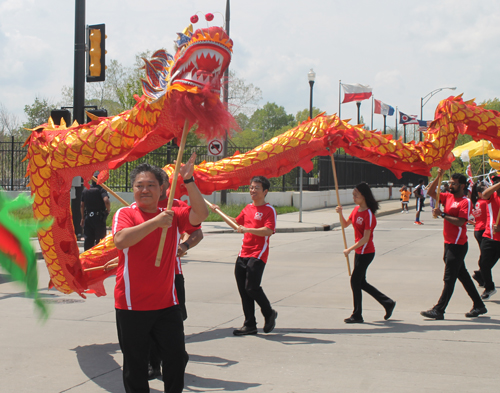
[1,0,500,132]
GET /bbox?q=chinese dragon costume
[25,18,500,298]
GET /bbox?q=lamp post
[420,86,456,141]
[299,69,316,222]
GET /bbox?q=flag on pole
[342,83,372,103]
[418,120,430,132]
[399,111,419,125]
[374,99,395,116]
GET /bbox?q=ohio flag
[399,111,419,125]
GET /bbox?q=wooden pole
[204,199,239,230]
[433,174,442,218]
[92,176,129,206]
[155,119,191,267]
[330,153,351,276]
[83,257,118,272]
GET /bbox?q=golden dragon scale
[25,25,235,296]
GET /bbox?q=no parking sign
[207,138,224,156]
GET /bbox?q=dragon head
[141,25,233,100]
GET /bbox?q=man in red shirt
[112,162,208,393]
[421,169,486,320]
[212,176,278,335]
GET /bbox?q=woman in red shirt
[470,181,487,287]
[336,182,396,323]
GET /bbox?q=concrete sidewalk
[3,206,499,393]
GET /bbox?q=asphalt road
[1,208,499,393]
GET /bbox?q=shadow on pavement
[187,327,335,345]
[72,343,122,393]
[184,372,260,392]
[72,342,256,393]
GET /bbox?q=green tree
[295,107,322,124]
[250,102,294,143]
[23,96,56,129]
[481,98,500,112]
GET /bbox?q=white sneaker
[405,210,409,214]
[401,211,405,214]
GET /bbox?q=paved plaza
[1,202,499,392]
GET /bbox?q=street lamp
[299,69,316,222]
[419,87,456,141]
[421,86,456,120]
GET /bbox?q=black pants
[116,306,187,393]
[83,214,107,251]
[474,230,485,269]
[350,253,393,319]
[433,243,484,313]
[149,274,187,371]
[235,257,273,327]
[479,237,500,291]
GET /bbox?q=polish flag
[374,99,395,116]
[342,83,372,103]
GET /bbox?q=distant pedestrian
[414,179,425,225]
[336,182,396,323]
[399,185,411,214]
[420,169,486,320]
[80,176,111,251]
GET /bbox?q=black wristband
[441,213,446,218]
[181,242,190,250]
[184,177,194,184]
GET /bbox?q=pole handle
[155,119,190,267]
[330,153,351,276]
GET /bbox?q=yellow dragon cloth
[25,22,500,298]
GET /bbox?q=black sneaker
[465,307,487,318]
[233,325,258,336]
[481,289,497,300]
[148,364,162,380]
[384,301,396,320]
[344,316,364,324]
[472,271,485,287]
[420,309,444,320]
[263,310,278,333]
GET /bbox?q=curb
[34,208,403,259]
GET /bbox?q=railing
[0,138,423,193]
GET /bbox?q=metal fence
[0,137,30,190]
[0,138,423,193]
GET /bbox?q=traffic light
[87,24,106,82]
[86,109,108,124]
[51,109,72,126]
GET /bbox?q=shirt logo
[451,202,459,208]
[356,217,364,225]
[254,212,263,220]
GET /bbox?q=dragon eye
[205,13,214,21]
[190,15,199,23]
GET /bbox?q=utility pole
[72,0,86,237]
[73,0,86,125]
[221,0,230,205]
